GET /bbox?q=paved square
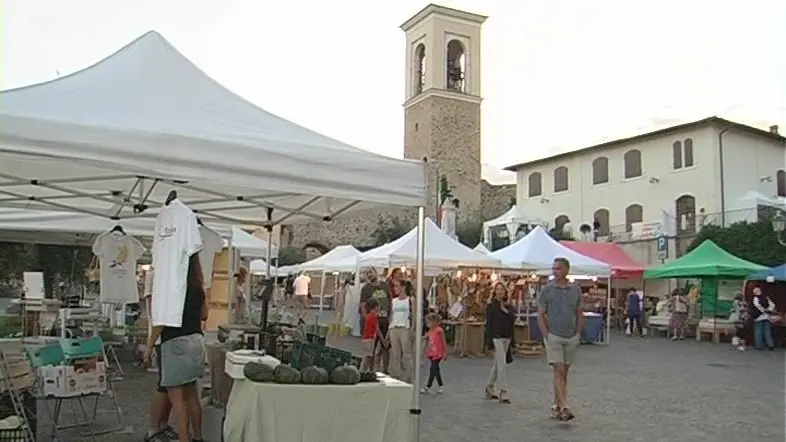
[60,332,783,442]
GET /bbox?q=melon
[330,364,361,385]
[243,362,275,383]
[273,364,301,384]
[300,365,330,384]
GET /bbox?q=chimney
[769,125,779,134]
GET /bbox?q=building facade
[506,117,786,242]
[286,5,513,253]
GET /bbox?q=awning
[561,241,646,279]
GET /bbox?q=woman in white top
[388,280,413,382]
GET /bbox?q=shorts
[362,339,375,357]
[155,345,166,393]
[160,333,206,388]
[294,295,309,309]
[544,333,579,366]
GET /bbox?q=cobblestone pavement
[49,330,783,442]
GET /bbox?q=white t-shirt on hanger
[198,225,224,289]
[92,231,145,304]
[151,200,203,328]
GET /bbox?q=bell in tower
[446,40,466,93]
[415,44,427,95]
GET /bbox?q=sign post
[657,234,669,263]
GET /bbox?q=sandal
[559,407,575,421]
[550,405,560,419]
[498,390,511,404]
[484,386,498,400]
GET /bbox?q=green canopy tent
[645,240,767,316]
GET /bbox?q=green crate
[290,342,360,373]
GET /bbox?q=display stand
[514,283,543,356]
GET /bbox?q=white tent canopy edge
[0,31,427,227]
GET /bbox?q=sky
[3,0,784,185]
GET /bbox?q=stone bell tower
[401,4,486,220]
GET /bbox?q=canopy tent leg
[605,277,612,344]
[316,270,327,326]
[410,207,425,442]
[261,208,274,330]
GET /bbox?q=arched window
[553,166,569,192]
[593,209,610,235]
[777,170,786,197]
[683,138,694,167]
[625,204,643,232]
[624,149,642,178]
[592,157,609,185]
[675,195,696,233]
[446,40,466,93]
[414,43,426,95]
[672,141,683,169]
[527,172,542,197]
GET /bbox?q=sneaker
[145,427,178,442]
[420,387,429,394]
[550,405,560,419]
[484,386,498,400]
[670,335,678,341]
[498,390,511,404]
[736,346,745,351]
[559,407,575,421]
[436,386,444,394]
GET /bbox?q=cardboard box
[38,362,107,397]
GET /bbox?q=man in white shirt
[752,286,777,350]
[293,272,311,320]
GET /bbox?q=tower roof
[400,3,487,31]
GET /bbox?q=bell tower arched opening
[446,40,466,93]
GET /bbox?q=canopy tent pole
[316,270,327,326]
[261,208,274,330]
[605,276,612,344]
[410,207,425,442]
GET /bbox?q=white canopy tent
[248,260,290,277]
[0,31,430,440]
[0,208,276,257]
[297,245,361,273]
[0,31,427,227]
[482,205,545,246]
[358,218,501,269]
[490,226,610,274]
[473,243,491,255]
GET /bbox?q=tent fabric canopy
[358,218,501,269]
[0,208,276,257]
[489,226,610,274]
[473,243,491,255]
[482,205,544,243]
[644,240,767,279]
[296,245,361,273]
[747,263,786,282]
[561,241,646,278]
[0,31,427,226]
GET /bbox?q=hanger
[165,190,178,205]
[110,225,126,235]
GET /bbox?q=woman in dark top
[485,282,515,403]
[145,254,207,442]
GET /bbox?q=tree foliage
[687,218,786,267]
[277,246,307,266]
[0,242,93,298]
[456,214,482,247]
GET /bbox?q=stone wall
[480,181,516,221]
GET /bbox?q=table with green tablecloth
[223,375,412,442]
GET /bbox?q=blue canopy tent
[748,264,786,282]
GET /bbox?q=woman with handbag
[484,282,515,404]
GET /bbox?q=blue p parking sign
[657,235,668,260]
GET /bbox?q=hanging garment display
[198,224,224,289]
[151,195,204,328]
[92,227,146,304]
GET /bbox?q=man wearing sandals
[538,257,582,421]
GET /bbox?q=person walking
[538,257,582,421]
[360,269,391,372]
[421,313,448,395]
[752,286,776,350]
[484,282,515,403]
[667,289,689,341]
[388,280,413,382]
[626,288,643,337]
[729,293,749,351]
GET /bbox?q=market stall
[645,240,767,343]
[482,205,545,251]
[0,31,430,441]
[294,245,361,320]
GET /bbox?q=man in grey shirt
[538,257,583,421]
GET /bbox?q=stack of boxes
[30,338,108,397]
